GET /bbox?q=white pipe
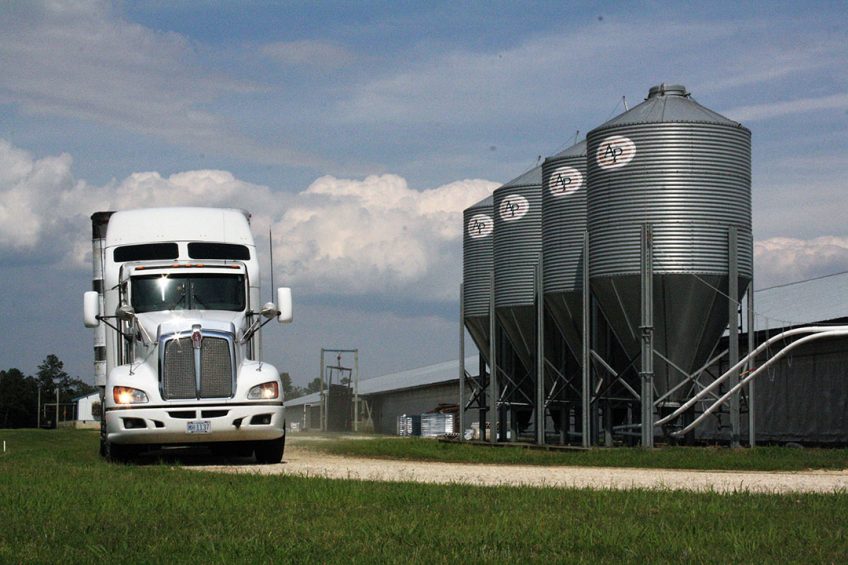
[656,325,848,426]
[672,329,848,436]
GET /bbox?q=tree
[304,377,322,394]
[36,354,95,426]
[0,369,38,428]
[280,372,302,400]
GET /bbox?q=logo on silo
[596,135,636,169]
[499,194,529,222]
[548,166,583,197]
[467,214,493,238]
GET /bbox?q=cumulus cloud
[271,175,497,299]
[755,237,848,289]
[0,139,497,301]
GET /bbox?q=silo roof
[594,83,743,129]
[502,164,542,188]
[549,138,587,159]
[468,194,493,209]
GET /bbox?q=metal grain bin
[542,139,587,360]
[463,195,494,361]
[587,84,752,403]
[494,165,543,371]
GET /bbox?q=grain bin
[587,83,752,404]
[462,195,494,361]
[493,165,543,372]
[542,139,587,361]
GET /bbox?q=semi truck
[83,207,291,463]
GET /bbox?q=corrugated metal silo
[493,165,543,372]
[542,139,587,361]
[587,83,752,403]
[462,195,494,361]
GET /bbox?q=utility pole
[55,387,60,429]
[37,386,41,429]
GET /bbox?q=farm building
[73,391,101,428]
[285,357,479,435]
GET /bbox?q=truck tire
[106,441,138,463]
[254,435,285,464]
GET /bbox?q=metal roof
[594,83,742,130]
[502,164,542,188]
[285,356,478,408]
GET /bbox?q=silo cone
[587,84,752,405]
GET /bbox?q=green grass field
[1,429,846,563]
[308,435,848,471]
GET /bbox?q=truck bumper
[105,403,285,445]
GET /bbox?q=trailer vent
[161,333,235,400]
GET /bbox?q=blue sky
[1,1,847,385]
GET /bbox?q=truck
[83,207,292,463]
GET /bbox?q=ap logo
[547,166,583,197]
[499,194,529,222]
[467,214,493,239]
[596,135,636,170]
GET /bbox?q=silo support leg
[728,227,740,448]
[640,224,654,448]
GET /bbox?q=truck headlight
[248,382,279,400]
[113,386,149,405]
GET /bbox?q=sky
[1,1,847,386]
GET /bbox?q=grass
[0,429,846,563]
[307,435,848,472]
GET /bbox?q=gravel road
[190,438,848,493]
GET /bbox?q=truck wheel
[106,441,137,464]
[254,435,285,464]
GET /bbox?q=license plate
[186,420,211,434]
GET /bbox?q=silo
[462,195,494,361]
[493,165,543,373]
[542,139,587,361]
[587,83,752,404]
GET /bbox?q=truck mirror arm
[240,315,277,345]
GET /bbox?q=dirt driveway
[190,437,848,494]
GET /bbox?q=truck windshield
[131,274,245,313]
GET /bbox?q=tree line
[280,373,326,400]
[0,355,96,428]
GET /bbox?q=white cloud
[755,236,848,289]
[271,175,498,299]
[723,93,848,123]
[0,138,497,302]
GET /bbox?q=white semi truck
[83,207,291,463]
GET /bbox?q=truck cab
[83,207,291,463]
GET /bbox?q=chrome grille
[161,332,235,400]
[200,338,233,398]
[163,339,195,399]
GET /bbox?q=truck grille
[161,334,234,400]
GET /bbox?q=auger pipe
[656,326,848,427]
[671,329,848,436]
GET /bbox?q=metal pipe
[581,231,591,447]
[536,258,545,445]
[747,282,756,447]
[489,272,497,444]
[673,329,848,436]
[656,325,846,426]
[459,283,465,441]
[728,226,740,448]
[354,349,359,433]
[640,224,654,448]
[319,348,325,431]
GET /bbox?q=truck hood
[135,310,246,341]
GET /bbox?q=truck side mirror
[83,291,100,328]
[276,287,293,323]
